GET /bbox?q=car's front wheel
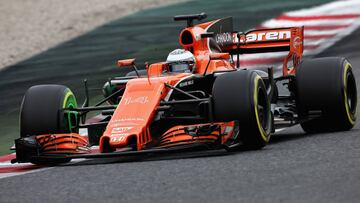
[212,70,272,149]
[20,85,78,137]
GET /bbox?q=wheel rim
[63,90,78,132]
[257,87,269,131]
[344,64,357,124]
[253,76,270,142]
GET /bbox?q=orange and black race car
[13,13,357,164]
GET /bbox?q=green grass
[0,113,19,154]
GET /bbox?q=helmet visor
[168,62,194,73]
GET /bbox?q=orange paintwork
[157,122,235,148]
[36,133,90,154]
[117,58,135,67]
[100,73,192,152]
[223,27,304,75]
[98,19,304,152]
[209,53,230,60]
[283,27,304,76]
[34,17,304,154]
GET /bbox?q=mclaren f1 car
[12,13,358,164]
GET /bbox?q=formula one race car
[13,13,357,164]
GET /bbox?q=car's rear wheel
[20,85,78,137]
[212,70,272,149]
[296,57,357,133]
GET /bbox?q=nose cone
[109,132,132,147]
[100,132,138,152]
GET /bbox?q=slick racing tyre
[212,70,272,149]
[20,85,78,137]
[296,57,357,133]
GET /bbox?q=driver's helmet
[166,49,196,73]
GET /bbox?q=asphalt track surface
[1,1,360,203]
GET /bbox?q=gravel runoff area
[0,0,186,70]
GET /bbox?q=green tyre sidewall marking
[62,89,78,133]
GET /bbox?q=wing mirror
[117,58,140,77]
[117,58,135,67]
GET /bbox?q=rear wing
[218,27,304,76]
[176,16,304,76]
